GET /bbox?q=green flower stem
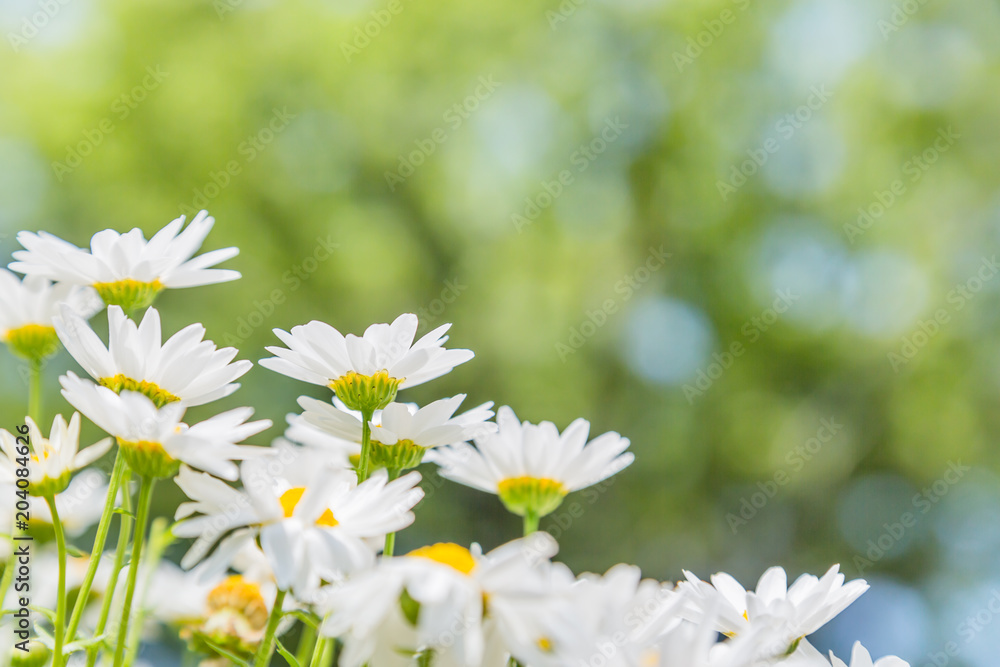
[66,450,127,645]
[0,535,16,612]
[254,588,288,667]
[523,510,540,536]
[294,623,317,667]
[28,357,43,425]
[383,467,400,556]
[44,495,68,667]
[355,407,375,483]
[308,637,330,667]
[125,517,172,667]
[113,475,155,667]
[86,468,133,667]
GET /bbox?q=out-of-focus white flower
[677,565,868,653]
[429,406,633,519]
[0,269,101,360]
[61,374,270,480]
[319,534,589,667]
[300,394,495,470]
[0,414,112,496]
[259,314,474,411]
[9,210,240,310]
[780,640,910,667]
[570,564,683,667]
[56,305,251,408]
[274,411,359,469]
[173,455,424,594]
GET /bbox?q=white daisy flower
[173,456,424,594]
[299,394,496,471]
[677,565,869,652]
[0,269,102,360]
[60,373,271,480]
[259,314,474,412]
[570,564,683,667]
[829,642,909,667]
[650,614,768,667]
[319,534,588,667]
[275,411,360,469]
[429,406,633,523]
[1,470,111,540]
[0,413,112,497]
[9,210,240,310]
[55,304,252,408]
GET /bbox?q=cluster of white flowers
[0,212,907,667]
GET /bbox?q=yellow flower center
[3,323,60,361]
[328,369,402,412]
[206,576,269,632]
[93,278,164,311]
[537,637,554,653]
[278,487,338,527]
[117,438,180,479]
[407,543,477,575]
[496,476,568,518]
[99,374,180,408]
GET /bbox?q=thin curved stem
[523,510,539,536]
[356,408,375,483]
[113,475,154,667]
[382,467,400,556]
[86,468,133,667]
[45,495,68,667]
[28,357,42,425]
[254,588,288,667]
[66,450,127,644]
[308,637,330,667]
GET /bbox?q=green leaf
[65,544,90,558]
[202,639,251,667]
[28,605,58,625]
[64,634,108,654]
[275,639,302,667]
[113,507,135,519]
[286,609,320,629]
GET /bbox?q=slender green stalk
[355,408,375,483]
[308,637,330,667]
[113,475,155,667]
[66,451,127,644]
[295,623,317,667]
[523,510,540,536]
[0,535,16,612]
[28,357,43,425]
[125,517,171,666]
[254,588,288,667]
[383,467,400,556]
[45,496,68,667]
[87,469,133,667]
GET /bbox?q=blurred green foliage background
[2,0,1000,663]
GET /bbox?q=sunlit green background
[3,0,1000,663]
